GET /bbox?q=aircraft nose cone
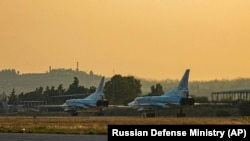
[128,102,132,106]
[128,101,135,106]
[128,99,139,107]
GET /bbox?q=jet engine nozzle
[180,98,195,106]
[96,99,109,107]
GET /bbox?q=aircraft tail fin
[85,76,105,100]
[177,69,190,90]
[96,76,105,93]
[162,69,190,97]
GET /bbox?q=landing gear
[176,113,186,117]
[96,108,105,116]
[176,107,186,117]
[71,112,79,116]
[141,110,156,118]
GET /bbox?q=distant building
[211,89,250,103]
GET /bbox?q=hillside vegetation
[1,68,250,101]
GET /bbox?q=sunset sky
[0,0,250,81]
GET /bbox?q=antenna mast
[76,61,79,72]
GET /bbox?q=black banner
[108,124,250,141]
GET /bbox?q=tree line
[3,74,250,116]
[6,75,166,106]
[7,77,96,105]
[2,68,250,101]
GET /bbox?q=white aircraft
[62,76,109,116]
[44,76,109,116]
[128,69,195,117]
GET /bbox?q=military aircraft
[61,76,109,116]
[38,76,109,116]
[127,69,195,117]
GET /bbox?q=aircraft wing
[37,103,93,109]
[36,104,64,108]
[108,105,130,108]
[166,102,181,106]
[128,100,169,107]
[69,103,89,109]
[84,103,96,107]
[138,103,169,108]
[51,93,89,98]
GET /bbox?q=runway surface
[0,133,107,141]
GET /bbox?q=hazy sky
[0,0,250,81]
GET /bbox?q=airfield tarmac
[0,133,107,141]
[0,116,249,141]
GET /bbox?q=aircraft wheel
[176,113,186,117]
[71,112,78,116]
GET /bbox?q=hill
[1,68,250,101]
[0,68,103,95]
